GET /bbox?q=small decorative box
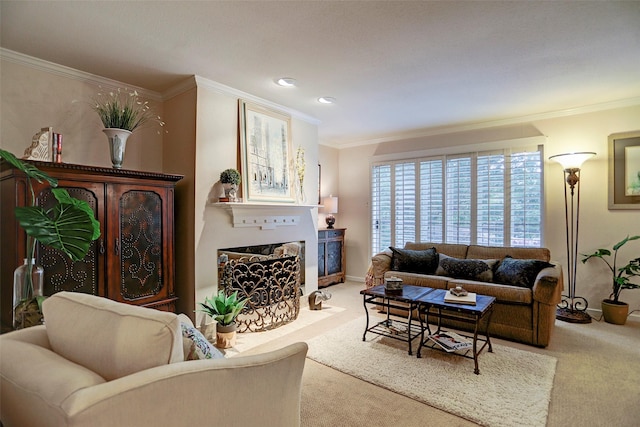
[385,276,403,294]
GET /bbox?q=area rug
[306,317,557,427]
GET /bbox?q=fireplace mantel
[210,202,318,230]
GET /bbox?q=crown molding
[1,48,163,102]
[324,96,640,149]
[190,75,321,125]
[2,48,322,126]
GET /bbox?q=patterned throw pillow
[180,322,225,360]
[435,254,498,282]
[389,247,439,274]
[494,256,554,289]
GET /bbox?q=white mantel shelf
[210,202,318,230]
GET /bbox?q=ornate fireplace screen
[220,254,301,332]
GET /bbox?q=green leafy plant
[92,86,164,132]
[582,235,640,303]
[220,168,241,185]
[197,290,247,326]
[0,149,101,323]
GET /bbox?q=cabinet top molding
[1,159,183,182]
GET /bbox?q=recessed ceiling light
[276,77,296,87]
[318,97,336,104]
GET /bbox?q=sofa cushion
[390,246,438,274]
[448,279,533,305]
[435,254,498,282]
[384,271,449,289]
[494,256,554,289]
[42,292,183,381]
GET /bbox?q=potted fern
[581,235,640,325]
[0,149,101,329]
[197,290,247,348]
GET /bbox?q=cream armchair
[0,292,308,427]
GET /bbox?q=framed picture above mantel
[608,130,640,210]
[238,100,295,203]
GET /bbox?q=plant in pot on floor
[197,290,248,349]
[581,235,640,325]
[0,149,101,329]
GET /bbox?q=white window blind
[371,146,543,255]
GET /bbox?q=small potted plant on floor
[582,235,640,325]
[219,168,241,202]
[197,290,248,348]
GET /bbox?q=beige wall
[334,105,640,313]
[0,57,163,171]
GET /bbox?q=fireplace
[218,241,304,332]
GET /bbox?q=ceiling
[2,1,640,147]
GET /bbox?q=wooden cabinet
[318,228,346,288]
[1,161,182,329]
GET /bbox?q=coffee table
[360,284,434,355]
[416,289,495,374]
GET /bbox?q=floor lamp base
[556,307,592,324]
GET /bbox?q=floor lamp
[549,151,596,324]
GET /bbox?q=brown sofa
[366,242,563,347]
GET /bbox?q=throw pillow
[389,246,439,274]
[180,322,225,360]
[435,254,498,282]
[494,256,554,289]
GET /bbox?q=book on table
[428,331,473,352]
[444,290,477,305]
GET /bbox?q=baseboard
[586,307,640,319]
[346,275,365,283]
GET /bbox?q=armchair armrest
[1,324,50,349]
[532,265,564,305]
[63,342,308,427]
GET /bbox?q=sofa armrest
[532,265,563,305]
[366,250,393,288]
[61,342,308,427]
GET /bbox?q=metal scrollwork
[222,254,301,333]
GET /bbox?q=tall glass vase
[13,258,44,329]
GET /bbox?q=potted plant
[92,86,164,169]
[219,168,241,202]
[582,235,640,325]
[197,290,248,348]
[0,149,101,329]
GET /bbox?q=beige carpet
[307,317,557,427]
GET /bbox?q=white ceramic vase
[103,128,132,169]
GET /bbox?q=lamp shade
[323,196,338,214]
[549,152,596,170]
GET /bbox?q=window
[371,146,543,254]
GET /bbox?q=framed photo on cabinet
[238,100,295,203]
[608,130,640,209]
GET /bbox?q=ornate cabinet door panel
[107,184,174,306]
[34,180,106,297]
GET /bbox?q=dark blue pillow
[494,256,553,288]
[389,247,439,274]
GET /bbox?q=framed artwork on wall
[238,100,295,203]
[608,130,640,210]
